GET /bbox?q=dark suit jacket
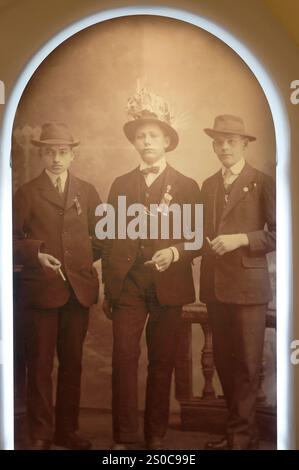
[102,164,201,306]
[13,170,103,309]
[200,162,276,305]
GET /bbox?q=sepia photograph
[11,15,276,451]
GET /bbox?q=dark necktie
[223,169,236,203]
[55,176,63,194]
[140,166,160,176]
[223,168,233,190]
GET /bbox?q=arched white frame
[0,6,291,450]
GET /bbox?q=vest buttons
[59,210,64,216]
[145,192,150,198]
[127,257,131,262]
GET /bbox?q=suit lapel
[211,170,222,234]
[65,172,81,210]
[151,164,178,251]
[125,167,142,204]
[37,171,65,208]
[162,164,178,202]
[220,162,256,222]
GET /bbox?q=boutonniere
[74,194,82,216]
[243,182,257,193]
[158,185,173,215]
[161,184,173,204]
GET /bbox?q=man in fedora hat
[13,122,103,450]
[200,115,276,450]
[102,88,201,450]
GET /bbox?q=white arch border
[0,6,292,450]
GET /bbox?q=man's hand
[151,248,174,272]
[103,297,113,320]
[38,252,61,272]
[210,234,249,256]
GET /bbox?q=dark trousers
[207,302,266,448]
[112,274,182,443]
[23,293,89,441]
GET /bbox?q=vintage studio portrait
[11,15,276,450]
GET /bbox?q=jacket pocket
[242,255,267,268]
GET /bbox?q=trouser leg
[208,301,266,448]
[111,281,148,443]
[207,302,234,409]
[25,307,58,441]
[228,304,266,448]
[144,293,182,440]
[55,296,89,435]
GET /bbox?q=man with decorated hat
[200,115,276,450]
[13,122,103,449]
[102,88,201,450]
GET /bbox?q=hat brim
[204,128,256,142]
[123,118,179,152]
[31,138,80,147]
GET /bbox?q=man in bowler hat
[13,122,103,450]
[102,88,201,450]
[200,115,276,450]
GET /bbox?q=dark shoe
[54,431,92,450]
[146,437,164,450]
[205,436,259,451]
[230,438,260,450]
[111,442,130,450]
[248,437,259,450]
[205,437,229,450]
[230,444,242,450]
[29,439,51,450]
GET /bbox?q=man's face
[133,123,170,164]
[39,145,74,174]
[212,134,248,168]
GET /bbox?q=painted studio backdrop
[12,16,276,447]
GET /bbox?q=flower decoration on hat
[126,87,174,125]
[123,85,179,152]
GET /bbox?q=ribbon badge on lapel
[144,185,173,217]
[157,184,173,215]
[74,193,82,216]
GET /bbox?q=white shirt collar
[222,158,245,176]
[139,156,167,172]
[45,169,68,191]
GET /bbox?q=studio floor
[15,409,276,451]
